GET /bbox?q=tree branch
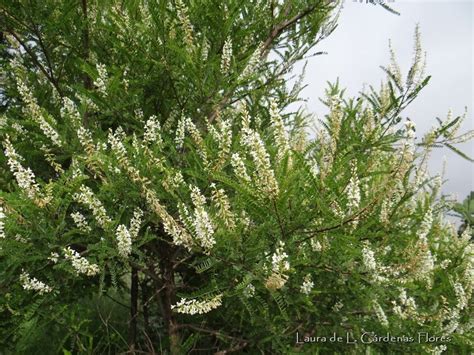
[8,31,63,95]
[207,4,320,123]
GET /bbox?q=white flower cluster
[417,207,433,244]
[379,184,403,225]
[73,185,112,229]
[415,248,435,287]
[373,300,389,327]
[346,163,361,214]
[201,37,210,61]
[392,289,417,320]
[20,271,53,295]
[3,137,41,201]
[175,116,187,149]
[108,128,129,168]
[175,0,194,49]
[209,119,233,168]
[71,212,92,233]
[239,43,264,80]
[243,283,256,298]
[16,79,62,146]
[362,246,377,271]
[388,39,403,89]
[130,208,144,239]
[61,97,82,124]
[210,183,235,230]
[163,170,185,192]
[220,36,233,74]
[430,345,447,355]
[243,130,279,198]
[231,153,251,182]
[189,185,215,251]
[144,115,163,145]
[439,259,451,269]
[174,117,208,165]
[269,99,291,162]
[404,119,416,139]
[48,252,59,263]
[311,239,322,252]
[407,25,426,89]
[453,281,467,312]
[115,224,132,258]
[300,274,314,295]
[265,241,290,291]
[63,247,100,276]
[172,294,223,315]
[361,245,388,283]
[0,206,5,239]
[61,98,95,156]
[93,63,108,96]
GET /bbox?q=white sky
[295,0,473,200]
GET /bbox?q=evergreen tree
[0,1,472,353]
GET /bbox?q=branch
[128,267,139,351]
[207,4,319,123]
[8,31,63,95]
[179,323,248,346]
[81,0,92,126]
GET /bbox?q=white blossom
[417,207,433,244]
[0,206,5,239]
[362,246,377,271]
[440,259,451,269]
[61,97,82,124]
[243,130,279,198]
[269,99,291,162]
[175,0,195,50]
[243,283,255,298]
[220,36,232,74]
[3,137,41,201]
[453,281,467,311]
[373,300,389,327]
[130,208,144,239]
[71,212,92,233]
[144,115,163,145]
[20,271,52,295]
[310,239,322,252]
[201,37,210,61]
[332,301,343,312]
[16,79,62,146]
[48,252,59,263]
[73,185,112,228]
[172,294,223,315]
[115,224,132,258]
[231,153,251,182]
[431,345,447,355]
[361,245,388,283]
[175,116,187,149]
[211,184,235,230]
[346,163,361,214]
[300,274,314,295]
[64,247,100,276]
[94,63,108,96]
[265,241,290,291]
[189,185,215,251]
[239,43,264,80]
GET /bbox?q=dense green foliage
[0,1,472,354]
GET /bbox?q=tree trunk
[159,241,180,354]
[128,267,139,352]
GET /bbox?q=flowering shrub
[0,1,472,354]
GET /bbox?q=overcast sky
[295,0,473,200]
